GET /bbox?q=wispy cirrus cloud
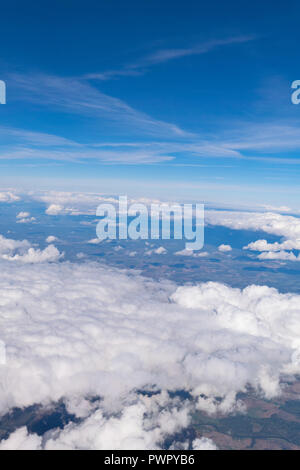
[84,35,257,81]
[0,146,175,164]
[138,35,257,66]
[2,120,300,165]
[0,126,80,147]
[9,73,192,139]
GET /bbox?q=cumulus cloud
[0,392,192,450]
[192,437,218,450]
[218,244,232,252]
[3,244,63,263]
[257,251,300,262]
[0,234,63,263]
[17,217,36,224]
[16,212,36,224]
[174,249,208,258]
[16,211,30,219]
[260,204,292,213]
[46,236,58,244]
[31,190,167,217]
[0,257,300,448]
[208,210,300,261]
[34,191,126,216]
[0,234,31,254]
[145,246,167,255]
[87,238,102,245]
[0,427,42,450]
[0,191,20,203]
[206,210,300,240]
[45,204,64,216]
[244,238,300,252]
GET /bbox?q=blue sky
[0,0,300,207]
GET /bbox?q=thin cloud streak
[9,73,193,139]
[83,35,257,81]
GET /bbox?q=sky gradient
[0,0,300,207]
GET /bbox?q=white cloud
[0,234,63,264]
[218,244,232,252]
[87,238,102,245]
[11,73,189,140]
[0,392,191,450]
[192,437,218,450]
[208,210,300,262]
[33,191,165,217]
[0,427,42,450]
[16,211,36,224]
[260,205,292,213]
[84,35,256,81]
[2,244,63,263]
[128,251,137,257]
[2,222,300,448]
[46,236,58,244]
[17,217,36,224]
[45,204,64,215]
[174,249,208,258]
[145,246,167,255]
[206,210,300,240]
[0,257,299,448]
[138,36,256,68]
[244,238,300,252]
[16,211,30,219]
[257,251,300,262]
[0,234,31,254]
[0,191,20,203]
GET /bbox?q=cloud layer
[0,251,300,448]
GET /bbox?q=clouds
[192,437,218,450]
[0,191,20,203]
[139,36,256,67]
[0,234,63,263]
[45,393,191,450]
[9,36,256,139]
[16,211,30,219]
[257,251,300,262]
[0,392,193,450]
[3,244,63,263]
[244,238,300,262]
[45,204,64,215]
[218,244,232,252]
[46,236,58,244]
[39,191,120,216]
[87,35,256,81]
[206,210,300,240]
[244,239,300,252]
[16,211,36,224]
[2,203,300,448]
[210,211,300,262]
[145,246,167,255]
[5,122,300,166]
[175,249,208,258]
[0,254,300,447]
[205,208,300,261]
[0,427,42,451]
[10,73,189,140]
[3,115,300,169]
